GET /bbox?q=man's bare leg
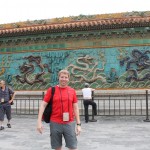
[55,147,62,150]
[0,121,4,130]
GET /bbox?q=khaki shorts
[50,121,77,149]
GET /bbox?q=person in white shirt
[82,83,97,123]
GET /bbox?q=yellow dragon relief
[0,59,6,76]
[0,68,5,76]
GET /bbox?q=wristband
[77,123,81,126]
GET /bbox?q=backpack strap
[49,86,55,105]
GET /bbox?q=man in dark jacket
[0,80,15,130]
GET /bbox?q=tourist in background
[0,80,15,130]
[82,83,97,123]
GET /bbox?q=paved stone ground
[0,115,150,150]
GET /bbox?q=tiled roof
[0,11,150,36]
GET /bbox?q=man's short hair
[84,83,89,88]
[58,70,70,78]
[0,80,5,85]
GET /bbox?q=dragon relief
[0,68,5,76]
[66,55,106,84]
[0,57,9,76]
[16,56,51,85]
[119,49,150,82]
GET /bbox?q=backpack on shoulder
[42,87,55,123]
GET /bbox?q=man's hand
[76,125,81,136]
[37,121,43,134]
[9,99,13,104]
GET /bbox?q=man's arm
[8,88,15,104]
[9,92,15,104]
[73,103,81,135]
[91,88,95,91]
[37,101,48,134]
[37,87,51,133]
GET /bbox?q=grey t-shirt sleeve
[8,87,14,95]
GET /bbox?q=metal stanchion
[143,90,150,122]
[42,91,45,99]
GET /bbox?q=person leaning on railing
[82,83,97,123]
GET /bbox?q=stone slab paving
[0,115,150,150]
